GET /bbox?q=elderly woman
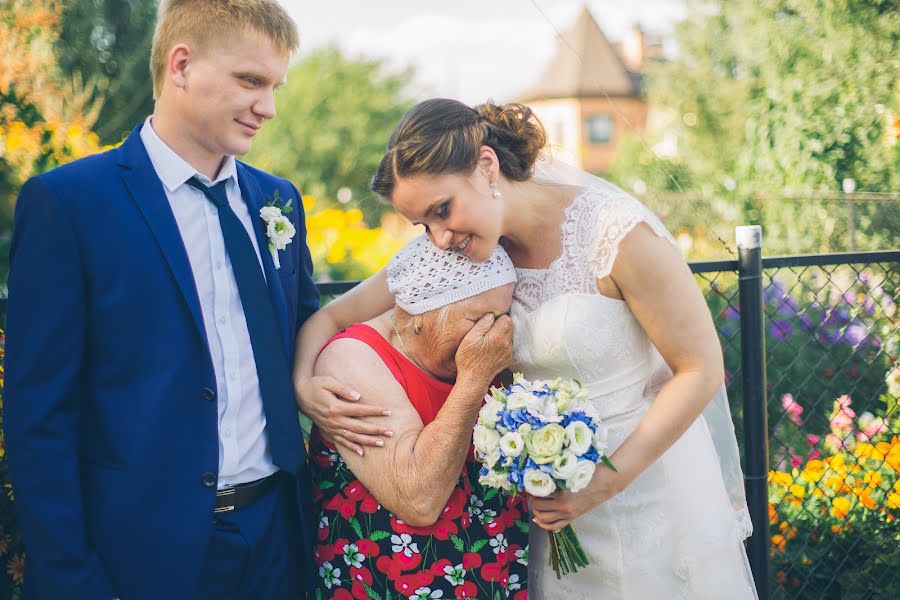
[308,235,528,600]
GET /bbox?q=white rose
[567,461,596,493]
[267,216,296,250]
[479,468,513,492]
[551,451,578,481]
[593,425,610,454]
[525,424,566,464]
[523,469,556,497]
[259,205,282,223]
[507,391,537,411]
[473,425,501,456]
[500,432,525,458]
[565,421,593,456]
[478,398,504,429]
[554,390,572,412]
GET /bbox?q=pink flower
[808,450,821,460]
[806,434,821,446]
[856,411,888,441]
[781,394,804,426]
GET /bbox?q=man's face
[175,30,288,159]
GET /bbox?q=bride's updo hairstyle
[370,98,547,200]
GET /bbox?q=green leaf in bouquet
[449,534,465,552]
[469,539,489,552]
[369,530,391,542]
[601,455,618,473]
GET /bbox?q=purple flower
[723,306,740,321]
[770,320,793,341]
[841,325,868,347]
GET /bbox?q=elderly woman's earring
[412,322,421,335]
[490,179,501,199]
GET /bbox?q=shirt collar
[140,116,238,193]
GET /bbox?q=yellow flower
[825,474,845,491]
[788,484,806,498]
[864,471,883,487]
[831,496,851,519]
[828,454,847,474]
[769,471,792,487]
[801,460,826,483]
[887,493,900,509]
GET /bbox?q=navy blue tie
[187,177,304,473]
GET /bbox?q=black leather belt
[215,473,280,514]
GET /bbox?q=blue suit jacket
[3,126,320,599]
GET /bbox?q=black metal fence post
[737,225,771,599]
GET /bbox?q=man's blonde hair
[150,0,299,99]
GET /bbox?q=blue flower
[581,446,600,463]
[501,408,542,431]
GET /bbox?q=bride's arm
[531,223,724,530]
[293,268,396,455]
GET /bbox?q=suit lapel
[117,128,208,347]
[236,163,292,354]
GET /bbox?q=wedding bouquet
[473,373,614,578]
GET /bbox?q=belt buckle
[214,487,236,514]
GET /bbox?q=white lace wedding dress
[510,183,758,599]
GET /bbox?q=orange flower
[831,496,851,519]
[771,534,787,552]
[768,503,779,525]
[6,553,25,585]
[858,489,877,510]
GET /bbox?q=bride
[294,98,758,599]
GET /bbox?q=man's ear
[167,43,193,90]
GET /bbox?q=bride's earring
[412,321,421,335]
[490,179,502,199]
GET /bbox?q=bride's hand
[295,374,393,456]
[529,464,621,531]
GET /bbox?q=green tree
[56,0,157,144]
[245,47,416,224]
[619,0,900,254]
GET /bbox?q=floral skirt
[309,429,529,599]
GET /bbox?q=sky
[280,0,688,104]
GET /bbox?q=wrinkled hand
[529,465,620,531]
[295,374,393,456]
[455,313,513,389]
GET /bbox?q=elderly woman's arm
[314,313,511,526]
[295,269,396,455]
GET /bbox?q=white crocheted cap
[387,235,517,315]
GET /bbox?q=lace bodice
[511,187,676,408]
[511,184,757,600]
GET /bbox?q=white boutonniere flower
[259,189,296,269]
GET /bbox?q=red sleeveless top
[319,323,454,425]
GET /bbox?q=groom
[3,1,319,598]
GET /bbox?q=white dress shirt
[140,117,277,488]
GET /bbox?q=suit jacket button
[202,387,216,401]
[201,472,217,488]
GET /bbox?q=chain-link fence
[695,249,900,600]
[0,248,897,598]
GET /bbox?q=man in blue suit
[4,1,319,598]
